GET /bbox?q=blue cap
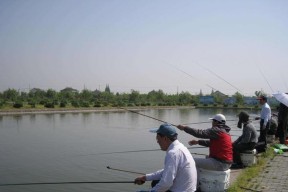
[149,123,177,137]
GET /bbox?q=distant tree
[199,89,203,96]
[46,89,57,100]
[28,88,46,103]
[129,90,140,104]
[105,84,111,93]
[233,92,244,105]
[178,91,193,105]
[3,89,19,102]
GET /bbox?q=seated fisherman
[232,111,258,168]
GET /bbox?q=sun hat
[149,123,177,137]
[209,114,226,124]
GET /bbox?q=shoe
[231,163,244,169]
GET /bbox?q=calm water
[0,108,259,192]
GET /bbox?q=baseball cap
[149,123,177,137]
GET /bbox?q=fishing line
[168,63,220,92]
[257,65,274,93]
[198,64,242,93]
[0,181,135,186]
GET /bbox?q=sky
[0,0,287,96]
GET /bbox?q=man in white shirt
[134,123,197,192]
[256,95,271,147]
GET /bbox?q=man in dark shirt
[232,111,258,167]
[276,103,288,144]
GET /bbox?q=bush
[44,103,54,108]
[71,101,80,107]
[94,103,102,107]
[60,102,66,108]
[13,102,23,108]
[80,101,90,107]
[28,101,36,108]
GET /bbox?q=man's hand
[188,140,199,146]
[134,175,146,185]
[177,125,187,131]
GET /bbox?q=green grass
[227,147,275,192]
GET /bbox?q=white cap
[209,114,226,124]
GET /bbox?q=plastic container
[198,168,230,192]
[240,149,257,167]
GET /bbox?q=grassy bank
[227,147,275,192]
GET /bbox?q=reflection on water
[0,108,259,192]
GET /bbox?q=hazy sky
[0,0,287,96]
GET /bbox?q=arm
[177,125,219,139]
[189,139,210,147]
[148,153,177,192]
[135,169,164,185]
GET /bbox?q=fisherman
[276,102,288,144]
[255,95,271,150]
[177,114,233,171]
[134,123,197,192]
[231,111,258,168]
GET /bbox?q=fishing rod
[118,107,177,126]
[119,107,237,127]
[0,181,135,187]
[107,166,144,175]
[185,119,237,125]
[81,146,207,156]
[191,152,207,156]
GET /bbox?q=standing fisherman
[276,102,288,144]
[255,95,271,150]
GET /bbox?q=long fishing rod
[81,146,207,156]
[107,166,144,175]
[118,107,177,126]
[185,119,237,125]
[119,107,237,126]
[0,181,135,187]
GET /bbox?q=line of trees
[0,86,199,109]
[0,85,263,109]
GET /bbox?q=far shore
[0,106,196,116]
[0,105,264,116]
